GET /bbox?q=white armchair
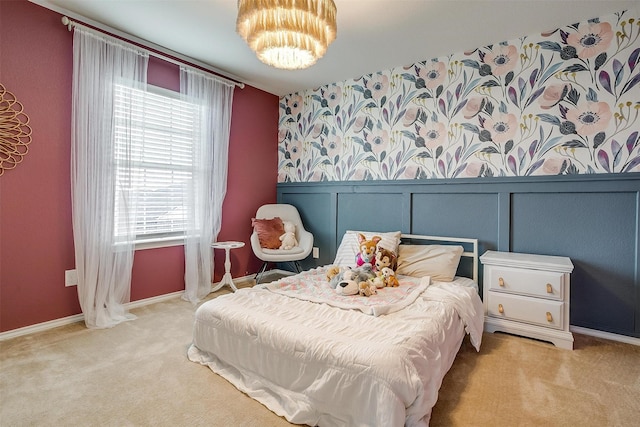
[251,204,314,284]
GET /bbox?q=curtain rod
[60,16,245,89]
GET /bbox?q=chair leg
[293,261,302,273]
[255,262,269,285]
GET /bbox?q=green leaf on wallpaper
[461,59,480,69]
[538,41,562,52]
[401,73,417,82]
[436,85,443,98]
[499,101,508,114]
[563,64,589,73]
[461,123,480,134]
[504,71,514,86]
[537,114,561,126]
[481,80,499,88]
[594,52,607,70]
[352,85,365,93]
[481,146,499,154]
[416,92,432,100]
[416,151,432,159]
[586,88,598,102]
[593,132,606,149]
[504,140,514,154]
[562,139,587,148]
[435,146,443,158]
[566,87,580,105]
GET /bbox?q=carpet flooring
[1,284,638,426]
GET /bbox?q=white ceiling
[31,0,640,96]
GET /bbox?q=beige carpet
[1,285,638,427]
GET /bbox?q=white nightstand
[480,250,574,350]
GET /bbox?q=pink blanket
[262,266,431,316]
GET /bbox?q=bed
[188,232,484,426]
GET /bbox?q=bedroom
[1,0,639,425]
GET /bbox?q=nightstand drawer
[486,265,564,300]
[486,292,564,329]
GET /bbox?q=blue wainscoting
[278,173,640,339]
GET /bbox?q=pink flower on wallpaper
[566,22,613,59]
[463,97,484,119]
[287,140,303,163]
[484,44,518,76]
[419,61,446,89]
[287,95,304,117]
[538,84,570,109]
[325,135,342,160]
[419,122,447,149]
[365,128,390,155]
[541,158,566,175]
[484,113,518,144]
[403,107,419,126]
[402,165,420,179]
[366,73,390,100]
[278,128,289,143]
[566,101,612,136]
[464,162,483,177]
[311,123,324,138]
[324,85,342,110]
[353,116,368,133]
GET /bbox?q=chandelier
[236,0,337,70]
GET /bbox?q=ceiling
[31,0,639,96]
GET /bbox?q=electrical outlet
[313,247,319,258]
[65,269,78,287]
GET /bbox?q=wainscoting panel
[278,173,640,338]
[511,191,637,336]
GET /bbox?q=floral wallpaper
[278,10,640,182]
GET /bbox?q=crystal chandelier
[236,0,337,70]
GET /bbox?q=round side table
[211,241,245,292]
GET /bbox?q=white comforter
[188,268,483,426]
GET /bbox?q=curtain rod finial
[61,16,72,31]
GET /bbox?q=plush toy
[375,247,397,272]
[381,267,400,287]
[355,233,381,269]
[335,264,376,295]
[370,271,386,289]
[359,281,378,297]
[279,221,298,250]
[326,265,344,289]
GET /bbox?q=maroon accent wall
[0,0,278,332]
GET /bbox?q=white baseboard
[570,326,640,346]
[0,290,184,342]
[0,272,268,342]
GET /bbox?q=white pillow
[333,230,401,267]
[396,244,463,282]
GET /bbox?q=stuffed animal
[335,264,376,295]
[359,281,378,297]
[326,265,344,289]
[279,221,298,250]
[370,271,386,289]
[355,233,381,269]
[381,267,400,287]
[375,247,397,272]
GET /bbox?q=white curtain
[180,67,235,303]
[71,26,148,328]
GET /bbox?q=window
[113,84,200,246]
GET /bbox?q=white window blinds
[113,84,200,242]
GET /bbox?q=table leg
[211,246,238,292]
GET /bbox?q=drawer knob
[546,312,553,322]
[498,277,504,287]
[498,304,504,314]
[546,283,553,293]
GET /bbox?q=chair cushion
[261,246,305,255]
[252,217,285,249]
